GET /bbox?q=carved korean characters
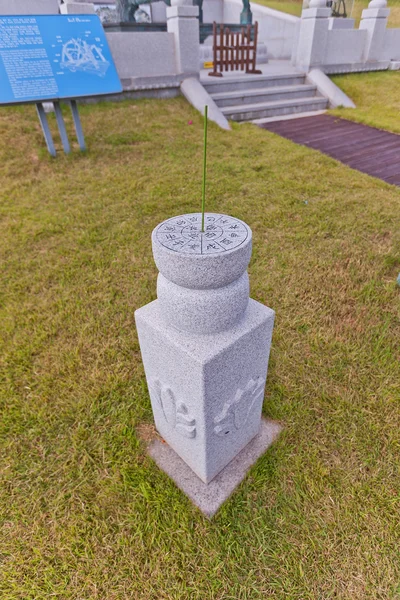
[155,213,249,255]
[151,377,266,441]
[151,379,196,439]
[214,377,265,437]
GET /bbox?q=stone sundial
[155,213,249,255]
[136,208,278,517]
[135,109,279,516]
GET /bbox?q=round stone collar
[155,213,249,255]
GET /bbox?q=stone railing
[292,0,400,73]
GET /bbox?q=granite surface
[157,271,249,334]
[148,418,282,517]
[135,212,275,484]
[135,298,275,483]
[151,213,252,289]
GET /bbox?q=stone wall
[4,0,399,81]
[324,29,367,65]
[106,31,177,78]
[383,28,400,60]
[0,0,59,14]
[202,0,224,23]
[293,0,400,73]
[222,0,299,59]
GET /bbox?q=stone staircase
[202,73,329,122]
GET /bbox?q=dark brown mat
[259,114,400,186]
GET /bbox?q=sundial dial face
[155,213,249,255]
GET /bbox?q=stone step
[211,84,319,108]
[253,109,328,125]
[202,73,306,94]
[221,97,329,122]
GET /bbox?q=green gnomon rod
[201,105,208,233]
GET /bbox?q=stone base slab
[148,417,282,518]
[321,61,390,73]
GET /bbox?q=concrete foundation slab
[148,417,282,518]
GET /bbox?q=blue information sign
[0,14,122,104]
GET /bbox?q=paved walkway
[259,114,400,186]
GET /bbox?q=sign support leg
[70,100,86,152]
[53,101,71,154]
[36,103,56,157]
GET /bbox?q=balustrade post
[292,0,331,71]
[359,0,390,62]
[167,0,200,77]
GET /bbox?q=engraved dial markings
[156,213,248,254]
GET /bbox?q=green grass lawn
[330,71,400,134]
[251,0,302,16]
[1,97,400,599]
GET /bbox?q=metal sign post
[53,102,71,155]
[36,101,87,157]
[36,103,56,158]
[70,101,87,152]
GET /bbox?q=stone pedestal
[135,213,277,493]
[167,0,199,76]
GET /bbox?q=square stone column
[167,0,200,77]
[292,0,331,71]
[360,0,390,62]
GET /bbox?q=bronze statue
[115,0,169,22]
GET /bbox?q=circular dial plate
[155,213,249,255]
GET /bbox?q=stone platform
[148,417,282,518]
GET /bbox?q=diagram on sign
[60,38,110,77]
